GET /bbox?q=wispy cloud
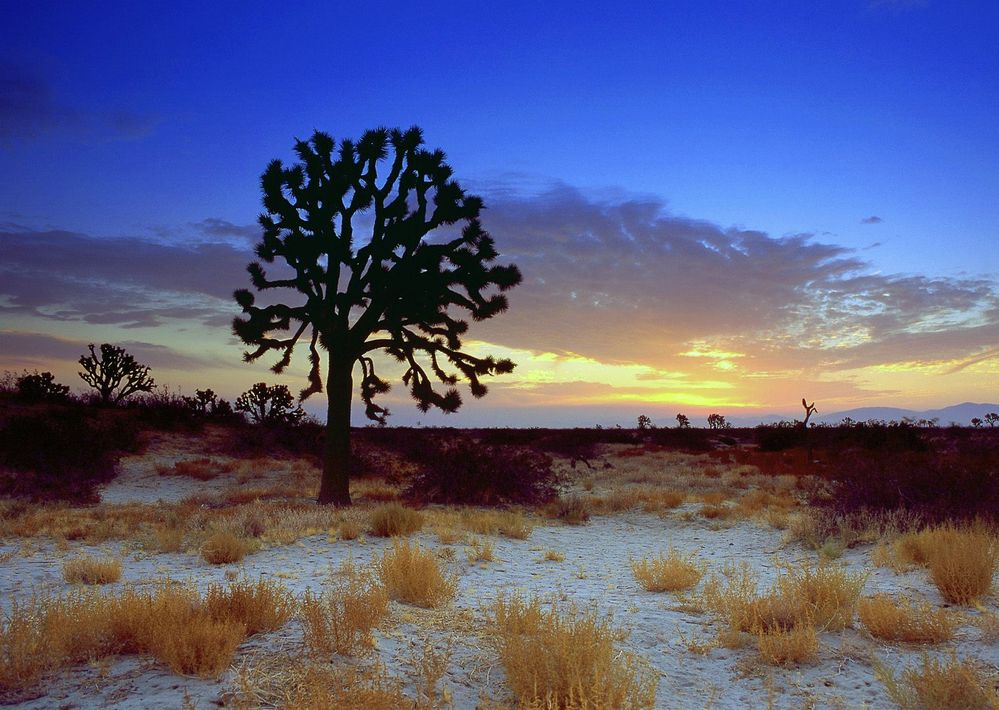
[860,215,883,224]
[0,64,158,143]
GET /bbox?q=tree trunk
[318,363,353,506]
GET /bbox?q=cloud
[0,330,210,371]
[473,183,998,377]
[860,215,883,224]
[0,226,251,327]
[0,64,158,142]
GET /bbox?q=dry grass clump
[352,478,400,502]
[0,579,295,691]
[201,529,253,564]
[488,595,657,709]
[301,564,389,656]
[877,653,999,710]
[467,537,495,564]
[151,524,185,552]
[204,578,295,636]
[544,549,566,562]
[699,560,864,665]
[591,486,686,514]
[858,594,957,644]
[631,548,705,592]
[698,503,734,520]
[156,457,235,480]
[377,540,457,608]
[548,495,591,525]
[755,624,819,666]
[62,554,123,585]
[921,525,998,605]
[368,503,424,537]
[454,509,533,539]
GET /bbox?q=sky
[1,0,997,426]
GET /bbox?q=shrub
[858,595,956,644]
[549,494,591,525]
[15,371,71,403]
[201,530,253,564]
[631,549,705,592]
[300,564,388,657]
[368,503,424,537]
[922,525,998,605]
[405,438,560,506]
[877,653,999,710]
[377,540,457,608]
[0,408,140,501]
[62,555,123,585]
[234,382,305,425]
[488,595,657,709]
[756,624,819,666]
[204,579,294,636]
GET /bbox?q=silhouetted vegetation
[78,343,155,405]
[234,383,305,425]
[15,371,71,403]
[405,438,559,506]
[0,407,141,501]
[231,127,521,505]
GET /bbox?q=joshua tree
[233,127,521,505]
[985,412,999,427]
[636,414,652,430]
[801,398,817,428]
[707,413,729,429]
[234,383,305,425]
[78,344,155,405]
[675,413,690,429]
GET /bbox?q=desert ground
[2,422,998,709]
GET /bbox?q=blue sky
[2,1,997,424]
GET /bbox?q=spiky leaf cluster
[232,127,522,422]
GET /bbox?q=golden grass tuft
[631,548,705,592]
[201,530,253,564]
[467,537,495,564]
[858,594,956,644]
[300,564,388,656]
[921,525,998,605]
[368,503,424,537]
[377,540,457,608]
[204,578,295,636]
[337,517,362,540]
[157,457,235,481]
[876,652,999,710]
[488,595,657,709]
[755,624,819,666]
[62,554,123,585]
[544,549,566,562]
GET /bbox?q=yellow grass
[488,595,657,709]
[877,653,999,710]
[156,457,235,481]
[755,624,819,666]
[631,548,705,592]
[467,537,495,564]
[544,549,566,562]
[921,525,998,605]
[858,594,956,644]
[377,540,457,608]
[368,503,424,537]
[62,554,123,585]
[201,530,253,564]
[300,564,388,656]
[204,578,295,636]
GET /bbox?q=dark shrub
[127,388,202,430]
[0,409,141,501]
[756,421,806,452]
[821,434,999,522]
[212,418,324,460]
[15,371,72,403]
[405,438,560,506]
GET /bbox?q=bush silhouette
[16,371,71,403]
[78,343,154,405]
[232,126,520,504]
[234,383,305,425]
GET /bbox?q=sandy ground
[1,439,997,709]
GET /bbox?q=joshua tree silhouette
[78,343,155,405]
[233,127,521,505]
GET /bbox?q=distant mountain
[727,402,999,428]
[815,402,999,426]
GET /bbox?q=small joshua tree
[183,388,233,418]
[234,383,305,425]
[707,413,729,429]
[636,414,653,430]
[676,413,690,429]
[801,398,817,428]
[16,371,71,403]
[233,127,521,505]
[78,344,155,405]
[985,412,999,428]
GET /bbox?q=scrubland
[1,418,998,709]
